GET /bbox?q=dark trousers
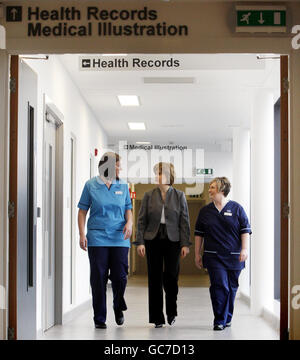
[145,226,181,324]
[207,267,241,326]
[88,246,129,324]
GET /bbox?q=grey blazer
[134,187,191,247]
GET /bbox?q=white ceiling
[58,53,280,147]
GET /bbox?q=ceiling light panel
[118,95,140,106]
[128,122,146,130]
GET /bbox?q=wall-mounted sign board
[236,5,287,33]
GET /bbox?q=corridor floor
[38,275,279,340]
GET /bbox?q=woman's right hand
[79,235,87,251]
[137,245,146,257]
[195,254,203,269]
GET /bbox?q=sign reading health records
[79,55,181,71]
[3,4,189,38]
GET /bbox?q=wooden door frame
[6,53,290,340]
[280,55,289,341]
[8,55,18,340]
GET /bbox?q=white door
[43,115,56,331]
[16,58,38,340]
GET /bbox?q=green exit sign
[236,6,287,33]
[196,168,213,176]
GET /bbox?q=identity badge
[224,212,232,216]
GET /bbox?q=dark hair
[98,152,120,180]
[210,177,231,197]
[153,162,175,186]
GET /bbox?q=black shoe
[95,322,107,329]
[114,309,124,326]
[213,324,225,331]
[225,322,231,327]
[154,323,163,328]
[167,316,176,326]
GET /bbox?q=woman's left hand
[239,249,248,262]
[181,246,190,258]
[123,221,133,240]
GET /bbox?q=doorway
[42,99,64,331]
[7,53,289,340]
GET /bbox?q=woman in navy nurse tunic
[194,177,251,331]
[77,152,133,329]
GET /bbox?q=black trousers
[88,247,128,324]
[145,225,181,324]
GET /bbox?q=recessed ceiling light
[128,122,146,130]
[118,95,140,107]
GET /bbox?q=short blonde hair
[210,177,231,197]
[153,162,175,186]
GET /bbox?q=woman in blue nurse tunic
[77,152,133,329]
[194,177,251,331]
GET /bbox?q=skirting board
[239,291,280,331]
[62,298,93,325]
[262,307,280,331]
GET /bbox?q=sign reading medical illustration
[124,144,188,151]
[236,5,287,33]
[3,4,189,38]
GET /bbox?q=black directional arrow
[6,6,22,22]
[82,59,91,68]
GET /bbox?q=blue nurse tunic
[78,176,133,247]
[78,176,133,324]
[194,200,252,327]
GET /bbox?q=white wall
[250,90,275,316]
[232,127,251,297]
[116,147,233,186]
[23,55,107,332]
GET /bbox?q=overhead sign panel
[236,5,287,33]
[79,55,181,71]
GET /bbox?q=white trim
[42,94,64,331]
[262,306,280,332]
[36,298,93,339]
[62,298,92,325]
[0,25,5,50]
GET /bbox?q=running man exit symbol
[6,6,22,22]
[241,13,251,25]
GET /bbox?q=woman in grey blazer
[134,162,191,328]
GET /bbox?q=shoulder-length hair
[153,162,175,186]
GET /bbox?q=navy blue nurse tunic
[194,200,252,326]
